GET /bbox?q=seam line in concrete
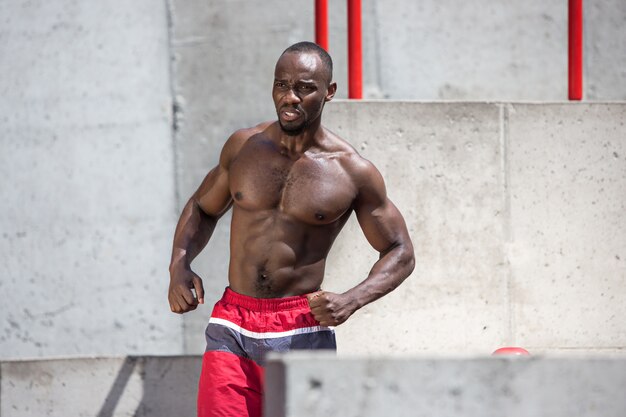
[164,0,186,355]
[499,103,514,345]
[165,0,182,215]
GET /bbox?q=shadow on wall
[96,357,200,417]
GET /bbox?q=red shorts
[197,288,336,417]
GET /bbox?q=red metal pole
[568,0,583,100]
[347,0,362,99]
[315,0,329,51]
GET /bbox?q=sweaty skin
[168,50,415,327]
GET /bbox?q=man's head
[273,42,337,135]
[281,41,333,84]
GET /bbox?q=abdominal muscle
[227,206,346,298]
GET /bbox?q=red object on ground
[568,0,583,100]
[492,347,531,356]
[347,0,362,99]
[315,0,329,51]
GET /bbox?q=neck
[277,117,324,156]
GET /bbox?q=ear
[325,82,337,102]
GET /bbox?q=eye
[274,81,286,88]
[299,85,314,92]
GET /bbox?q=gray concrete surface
[506,104,626,348]
[265,353,626,417]
[323,101,509,355]
[322,101,626,355]
[372,0,568,100]
[585,1,626,100]
[0,1,181,359]
[0,356,200,417]
[4,354,626,417]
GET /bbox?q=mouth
[280,108,302,122]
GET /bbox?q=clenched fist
[168,268,205,314]
[306,291,358,326]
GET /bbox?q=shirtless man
[168,42,415,417]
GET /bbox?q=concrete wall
[265,353,626,417]
[0,1,180,359]
[175,101,626,356]
[0,356,200,417]
[323,101,626,355]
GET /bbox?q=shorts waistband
[221,287,311,312]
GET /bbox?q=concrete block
[0,0,180,359]
[507,103,626,349]
[1,356,201,417]
[265,354,626,417]
[323,101,510,355]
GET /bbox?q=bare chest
[229,140,356,224]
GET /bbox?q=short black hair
[281,41,333,83]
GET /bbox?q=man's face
[273,51,336,135]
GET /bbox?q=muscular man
[169,41,415,417]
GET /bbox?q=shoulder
[220,121,274,168]
[323,129,384,190]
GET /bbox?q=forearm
[343,241,415,310]
[169,198,218,273]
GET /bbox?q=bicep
[190,129,250,217]
[193,164,232,218]
[353,163,410,253]
[356,197,409,254]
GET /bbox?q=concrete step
[266,352,626,417]
[1,356,200,417]
[4,354,626,417]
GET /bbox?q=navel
[255,269,274,297]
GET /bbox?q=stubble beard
[277,103,325,136]
[278,119,307,136]
[277,108,309,136]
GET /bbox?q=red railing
[347,0,363,99]
[569,0,583,100]
[315,0,362,99]
[314,0,329,51]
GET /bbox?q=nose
[283,88,301,105]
